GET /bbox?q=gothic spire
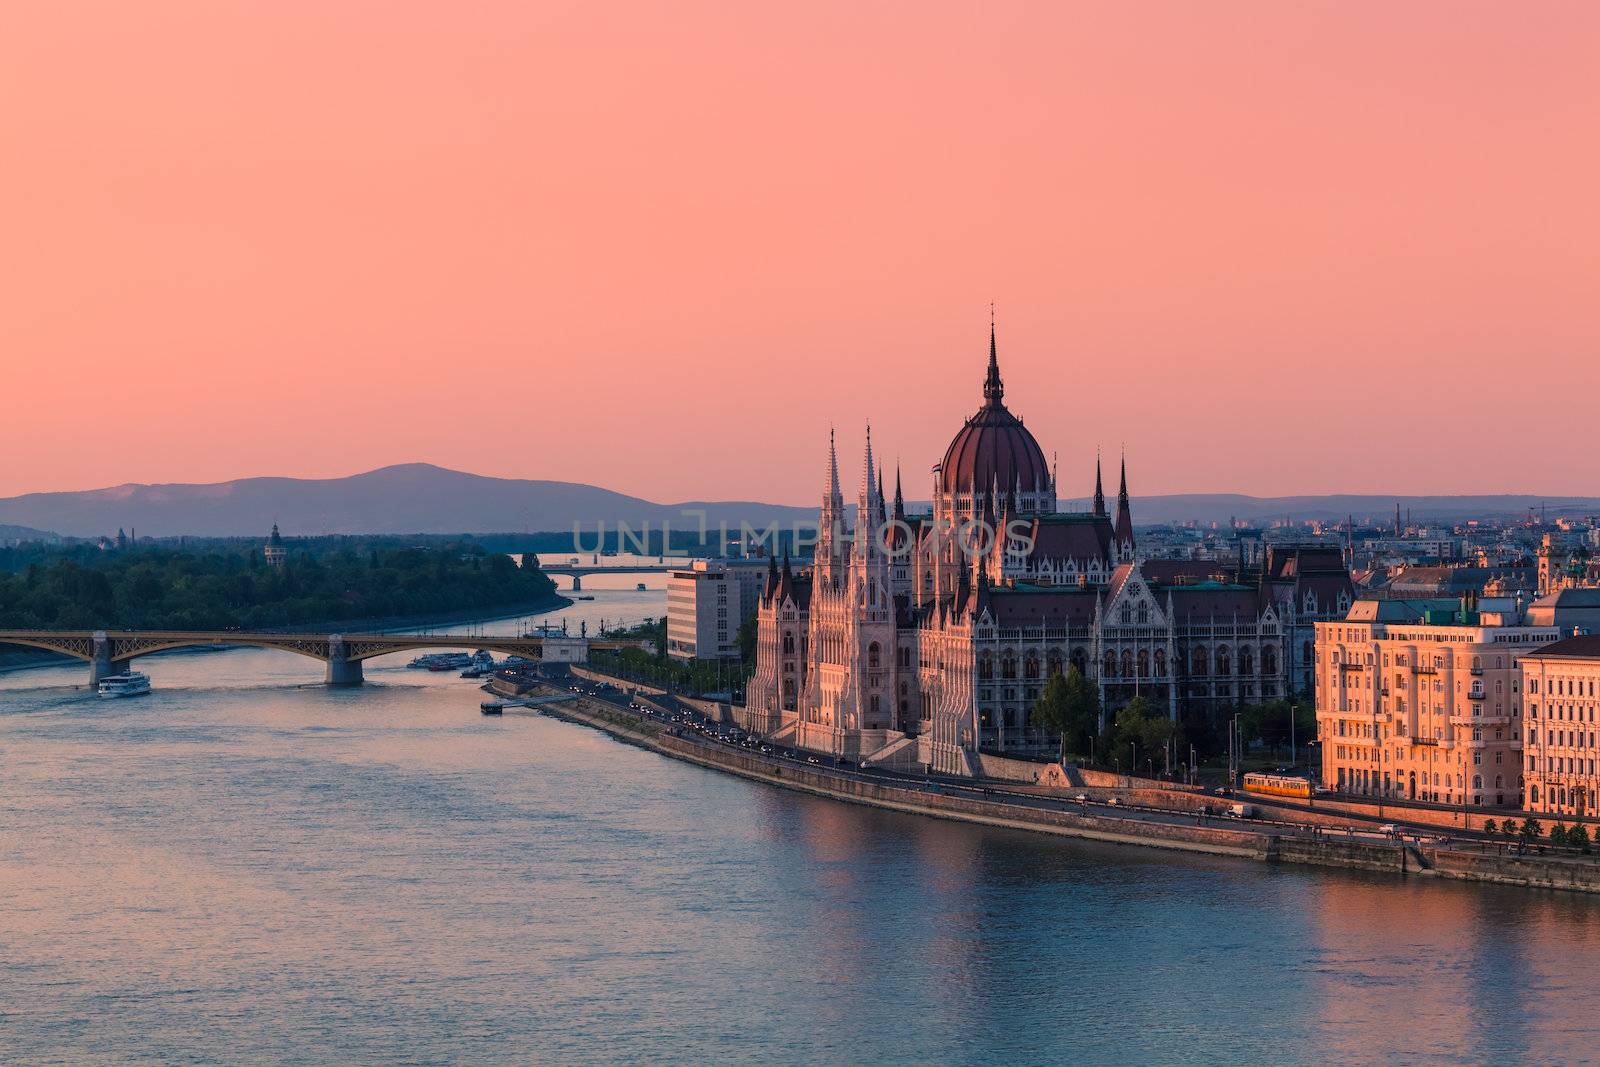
[824,427,841,508]
[860,423,876,506]
[892,463,905,521]
[982,318,1004,406]
[1114,450,1135,556]
[1092,451,1106,516]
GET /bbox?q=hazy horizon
[4,3,1597,500]
[7,459,1600,512]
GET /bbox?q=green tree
[1108,695,1177,776]
[1482,819,1498,836]
[1031,673,1072,762]
[1030,666,1101,762]
[1519,818,1543,854]
[1571,824,1592,853]
[1552,822,1570,847]
[735,615,758,666]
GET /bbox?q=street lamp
[1290,703,1297,769]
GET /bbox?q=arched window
[1047,650,1064,678]
[1216,646,1232,676]
[1262,646,1278,676]
[1192,646,1208,676]
[868,642,881,669]
[1154,649,1167,677]
[782,631,794,654]
[1024,651,1040,679]
[1137,649,1149,678]
[1239,646,1254,677]
[1001,652,1017,679]
[1121,649,1134,677]
[978,653,993,680]
[1103,650,1118,678]
[1071,648,1088,675]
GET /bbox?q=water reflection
[4,645,1600,1063]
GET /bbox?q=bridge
[537,562,687,591]
[0,629,649,688]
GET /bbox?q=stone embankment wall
[569,666,669,697]
[532,681,1600,895]
[654,734,1268,860]
[1266,795,1522,833]
[1421,848,1600,892]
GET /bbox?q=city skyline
[4,3,1597,501]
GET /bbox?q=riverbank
[531,678,1600,896]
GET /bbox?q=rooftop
[1524,635,1600,661]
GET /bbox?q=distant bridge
[537,562,687,591]
[0,629,648,688]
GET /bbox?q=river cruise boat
[98,671,151,699]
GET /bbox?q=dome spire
[983,306,1003,406]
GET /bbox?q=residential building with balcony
[1314,598,1558,808]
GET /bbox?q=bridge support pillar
[324,635,364,687]
[571,575,582,592]
[89,630,131,687]
[90,656,132,686]
[325,658,364,686]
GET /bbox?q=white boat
[98,671,151,698]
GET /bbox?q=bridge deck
[0,629,645,663]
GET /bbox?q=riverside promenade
[495,671,1600,896]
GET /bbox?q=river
[4,577,1600,1064]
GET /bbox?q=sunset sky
[3,2,1597,503]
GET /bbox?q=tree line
[0,542,560,631]
[1031,665,1318,775]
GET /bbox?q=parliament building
[745,328,1352,775]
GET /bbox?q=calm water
[6,610,1600,1063]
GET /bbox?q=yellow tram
[1242,772,1313,799]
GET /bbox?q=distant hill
[0,523,59,543]
[0,464,1593,539]
[0,464,818,539]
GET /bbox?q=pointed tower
[1092,452,1107,517]
[889,462,912,597]
[855,423,880,565]
[814,429,847,590]
[1113,453,1136,562]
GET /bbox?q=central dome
[939,329,1049,496]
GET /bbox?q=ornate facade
[746,328,1352,775]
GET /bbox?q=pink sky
[2,2,1597,503]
